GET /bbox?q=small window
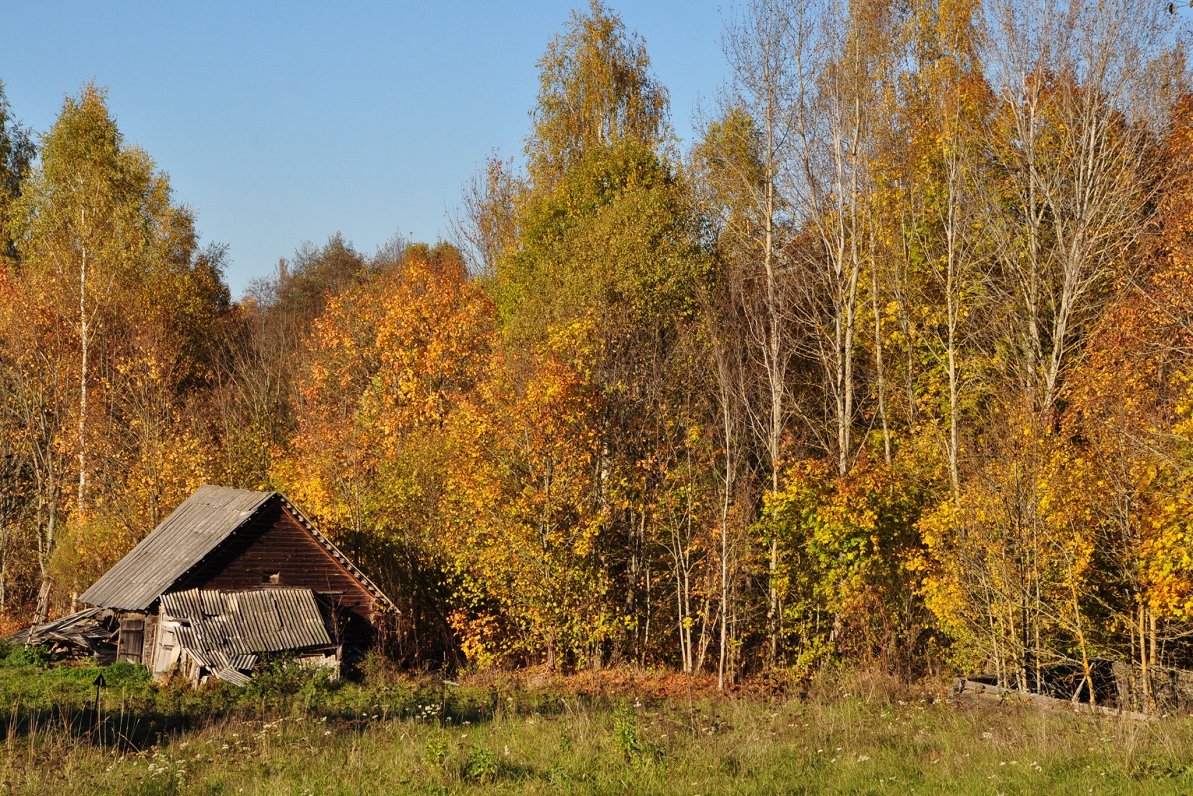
[262,572,280,584]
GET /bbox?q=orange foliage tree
[276,243,494,659]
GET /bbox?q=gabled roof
[272,493,398,614]
[79,485,396,613]
[80,486,273,610]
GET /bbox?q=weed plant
[2,662,1193,793]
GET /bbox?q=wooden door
[117,617,145,663]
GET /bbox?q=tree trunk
[33,576,51,626]
[77,226,89,516]
[869,221,891,466]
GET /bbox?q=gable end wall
[173,501,377,645]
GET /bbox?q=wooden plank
[174,506,379,631]
[951,678,1153,721]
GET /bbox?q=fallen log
[951,678,1152,722]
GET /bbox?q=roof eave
[275,494,400,615]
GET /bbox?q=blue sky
[0,2,729,298]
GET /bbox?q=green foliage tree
[4,83,231,610]
[485,1,713,668]
[527,0,668,185]
[0,80,33,263]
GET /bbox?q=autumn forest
[1,0,1192,702]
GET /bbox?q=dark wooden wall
[173,501,378,646]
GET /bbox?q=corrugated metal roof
[162,587,333,668]
[214,666,252,687]
[78,484,398,614]
[79,486,275,610]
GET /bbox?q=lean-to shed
[75,485,396,684]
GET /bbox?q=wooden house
[75,485,396,684]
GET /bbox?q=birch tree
[983,0,1178,411]
[9,85,148,518]
[720,0,807,662]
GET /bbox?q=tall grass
[2,662,1193,793]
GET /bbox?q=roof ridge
[79,487,397,616]
[79,488,276,610]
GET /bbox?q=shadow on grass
[0,677,594,752]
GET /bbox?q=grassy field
[2,653,1193,794]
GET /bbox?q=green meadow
[2,652,1192,795]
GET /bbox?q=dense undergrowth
[3,649,1193,794]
